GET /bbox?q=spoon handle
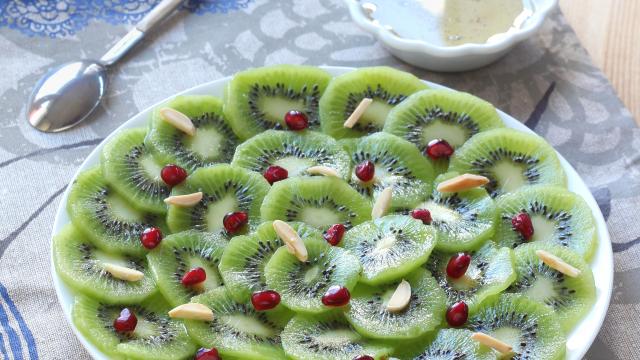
[100,0,184,66]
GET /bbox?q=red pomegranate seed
[324,224,346,246]
[426,139,454,160]
[410,209,432,225]
[355,160,375,182]
[182,267,206,286]
[284,110,309,130]
[195,348,220,360]
[223,211,249,234]
[446,253,471,279]
[113,308,137,333]
[353,356,374,360]
[140,227,162,249]
[512,212,534,240]
[160,164,188,187]
[322,285,351,307]
[446,301,469,327]
[251,290,281,311]
[263,165,288,185]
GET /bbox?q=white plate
[51,66,613,360]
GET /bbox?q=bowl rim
[344,0,559,57]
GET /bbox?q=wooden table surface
[559,0,640,124]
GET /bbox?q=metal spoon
[27,0,184,132]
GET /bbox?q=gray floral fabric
[0,0,637,359]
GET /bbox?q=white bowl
[344,0,558,72]
[51,66,612,359]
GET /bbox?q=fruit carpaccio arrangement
[53,65,598,360]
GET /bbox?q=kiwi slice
[425,242,516,312]
[507,243,596,333]
[260,176,372,231]
[494,185,598,260]
[342,215,436,285]
[225,65,332,139]
[167,164,270,235]
[347,132,435,209]
[281,312,394,360]
[264,235,361,313]
[101,128,171,214]
[465,294,566,360]
[384,89,503,169]
[146,95,239,171]
[448,128,567,197]
[231,130,352,180]
[319,67,428,138]
[67,167,166,256]
[345,268,446,339]
[184,287,291,359]
[53,224,156,304]
[147,230,226,306]
[391,328,494,360]
[219,221,323,303]
[72,294,196,360]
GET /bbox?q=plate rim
[50,65,613,360]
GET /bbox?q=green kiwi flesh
[147,230,226,307]
[319,66,428,138]
[342,215,436,285]
[507,242,596,333]
[225,65,332,140]
[391,328,495,360]
[495,185,598,260]
[345,268,446,339]
[146,95,239,171]
[449,128,567,197]
[231,130,352,180]
[219,221,323,303]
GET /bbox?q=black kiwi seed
[508,262,572,308]
[345,85,408,133]
[79,243,144,276]
[171,112,237,167]
[249,144,333,173]
[248,83,322,129]
[352,150,416,197]
[287,253,336,298]
[171,246,222,295]
[98,304,175,342]
[244,239,282,287]
[94,188,157,236]
[208,303,282,344]
[470,149,541,197]
[285,195,358,229]
[403,107,480,150]
[187,180,255,231]
[502,200,573,247]
[124,144,170,199]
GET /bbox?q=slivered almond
[386,279,411,313]
[273,220,308,262]
[344,98,373,128]
[371,187,392,219]
[306,166,339,177]
[164,192,203,207]
[436,174,490,193]
[471,332,513,355]
[160,108,196,136]
[103,263,144,282]
[536,250,581,277]
[168,303,214,321]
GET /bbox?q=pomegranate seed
[182,267,206,286]
[140,227,162,249]
[195,348,220,360]
[251,290,281,311]
[160,164,188,187]
[113,308,137,333]
[512,212,534,241]
[353,356,374,360]
[426,139,454,160]
[284,110,309,130]
[322,285,350,307]
[446,301,468,327]
[223,211,249,234]
[446,253,471,279]
[410,209,432,225]
[355,160,375,182]
[263,165,288,185]
[323,224,345,246]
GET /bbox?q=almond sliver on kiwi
[386,279,411,313]
[344,98,373,128]
[159,108,196,136]
[371,187,393,219]
[436,174,490,193]
[103,263,144,282]
[168,303,214,321]
[164,192,203,206]
[273,220,308,262]
[306,166,339,177]
[536,249,581,277]
[471,332,513,355]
